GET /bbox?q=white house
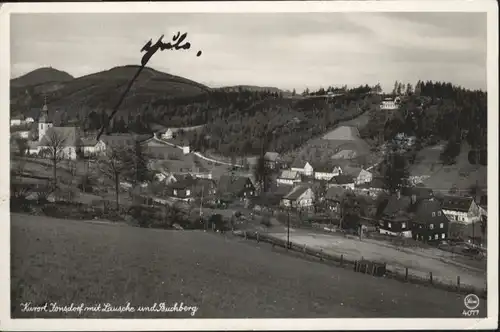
[280,185,315,209]
[81,138,106,157]
[161,128,174,140]
[10,115,25,126]
[313,165,342,181]
[328,175,355,190]
[380,97,401,110]
[441,195,481,224]
[350,168,373,185]
[25,117,35,124]
[277,170,301,186]
[290,161,314,177]
[13,131,30,139]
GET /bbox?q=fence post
[340,254,344,266]
[256,232,260,243]
[244,231,247,240]
[457,276,460,291]
[364,263,369,274]
[405,267,408,281]
[320,249,323,261]
[354,261,358,272]
[371,265,376,276]
[429,272,433,284]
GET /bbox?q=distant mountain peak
[11,67,74,88]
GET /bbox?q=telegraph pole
[287,207,290,249]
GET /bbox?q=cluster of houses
[11,101,192,161]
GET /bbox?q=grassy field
[410,143,487,192]
[11,213,486,318]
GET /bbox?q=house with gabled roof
[313,163,343,181]
[409,198,449,242]
[263,152,281,170]
[328,174,355,190]
[324,186,346,213]
[277,170,301,186]
[290,160,314,177]
[280,185,315,209]
[354,177,387,198]
[441,195,481,224]
[217,175,256,202]
[81,138,106,158]
[379,192,413,238]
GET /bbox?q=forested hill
[361,80,487,165]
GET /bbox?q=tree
[40,129,69,187]
[98,146,129,210]
[339,192,361,231]
[406,83,413,96]
[440,137,461,165]
[15,138,28,156]
[253,155,272,194]
[382,150,410,193]
[123,141,151,184]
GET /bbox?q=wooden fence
[233,230,487,299]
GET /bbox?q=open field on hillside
[11,213,482,318]
[410,144,487,192]
[266,228,487,291]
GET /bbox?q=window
[388,222,392,229]
[402,222,406,228]
[429,224,434,230]
[441,233,446,239]
[434,234,438,240]
[437,211,442,216]
[186,189,191,196]
[173,189,178,196]
[440,223,444,229]
[428,236,432,240]
[432,212,436,217]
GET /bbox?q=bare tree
[98,146,129,210]
[40,129,69,187]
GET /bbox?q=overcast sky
[10,12,487,92]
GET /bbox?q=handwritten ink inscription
[141,32,202,66]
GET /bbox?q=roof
[218,175,253,195]
[342,165,363,177]
[264,152,280,162]
[39,127,79,147]
[322,126,360,141]
[81,138,100,147]
[402,186,434,199]
[313,163,334,173]
[411,198,448,224]
[283,185,311,201]
[290,160,308,169]
[330,174,355,185]
[382,195,412,216]
[357,177,386,190]
[278,170,299,180]
[325,186,345,201]
[441,195,474,212]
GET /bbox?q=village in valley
[11,75,488,280]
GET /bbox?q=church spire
[42,95,48,112]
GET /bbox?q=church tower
[38,96,53,142]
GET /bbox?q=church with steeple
[26,97,81,160]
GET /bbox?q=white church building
[27,100,81,160]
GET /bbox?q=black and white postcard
[0,1,498,330]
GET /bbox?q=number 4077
[462,309,480,316]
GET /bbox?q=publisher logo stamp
[462,294,480,316]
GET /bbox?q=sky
[10,12,487,92]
